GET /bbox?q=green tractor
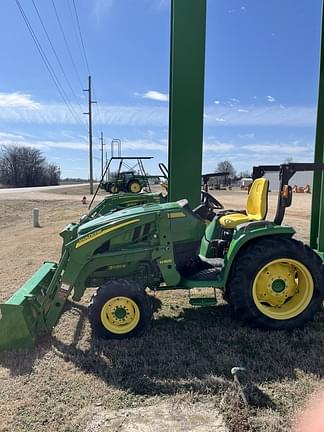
[87,163,224,222]
[1,163,323,350]
[102,171,146,194]
[100,156,157,194]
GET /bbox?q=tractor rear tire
[127,180,142,194]
[226,237,324,330]
[88,279,153,339]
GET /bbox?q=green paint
[272,279,286,293]
[83,192,163,223]
[0,262,57,351]
[189,298,217,307]
[115,307,127,320]
[168,0,207,207]
[222,224,295,284]
[311,4,324,251]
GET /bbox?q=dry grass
[0,189,323,432]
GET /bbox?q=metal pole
[105,151,109,181]
[83,75,96,195]
[311,2,324,253]
[168,0,207,207]
[100,131,104,177]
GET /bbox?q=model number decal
[108,264,127,270]
[159,259,173,265]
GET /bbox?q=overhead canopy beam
[168,0,207,207]
[311,2,324,254]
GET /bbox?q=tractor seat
[219,178,269,229]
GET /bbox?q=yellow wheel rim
[130,182,141,193]
[100,296,140,334]
[252,258,314,320]
[111,185,118,194]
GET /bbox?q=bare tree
[0,145,60,187]
[238,170,251,179]
[216,160,236,179]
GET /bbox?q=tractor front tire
[127,180,142,193]
[88,279,153,339]
[226,237,324,330]
[109,184,119,194]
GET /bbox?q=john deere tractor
[1,163,324,350]
[100,156,157,194]
[2,0,324,351]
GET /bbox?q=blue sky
[0,0,322,178]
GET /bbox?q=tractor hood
[77,201,186,236]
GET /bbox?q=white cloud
[214,100,221,105]
[204,142,234,152]
[0,131,167,153]
[141,91,169,102]
[149,0,169,11]
[0,92,41,109]
[0,95,316,129]
[239,133,255,139]
[122,139,167,152]
[204,105,315,127]
[266,95,276,103]
[243,143,310,155]
[92,0,113,22]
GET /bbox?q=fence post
[32,208,40,228]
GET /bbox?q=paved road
[0,183,89,194]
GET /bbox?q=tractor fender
[222,222,295,285]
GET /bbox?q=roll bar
[252,163,324,225]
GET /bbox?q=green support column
[311,2,324,252]
[168,0,207,207]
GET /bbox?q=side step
[189,297,217,307]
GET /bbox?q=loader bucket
[0,262,58,351]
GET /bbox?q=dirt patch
[73,401,228,432]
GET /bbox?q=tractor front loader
[1,163,324,351]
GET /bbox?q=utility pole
[83,75,96,194]
[105,150,109,182]
[100,131,105,177]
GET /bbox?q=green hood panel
[78,201,185,236]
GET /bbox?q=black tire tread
[226,237,324,330]
[88,278,152,339]
[127,180,142,193]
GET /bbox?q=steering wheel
[201,190,223,210]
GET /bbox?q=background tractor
[103,171,148,194]
[100,156,159,194]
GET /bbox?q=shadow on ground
[50,302,324,394]
[2,299,324,398]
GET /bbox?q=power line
[68,0,105,135]
[31,0,86,127]
[50,0,84,91]
[14,0,83,125]
[72,0,91,75]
